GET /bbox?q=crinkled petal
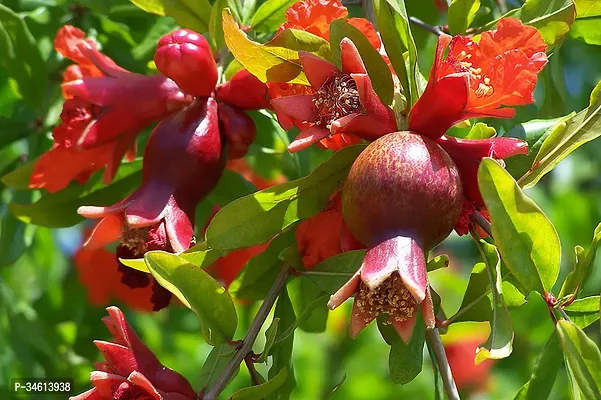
[299,52,340,89]
[288,125,331,152]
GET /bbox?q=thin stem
[245,355,261,386]
[425,328,460,400]
[202,266,291,400]
[471,211,493,238]
[409,16,443,36]
[556,306,571,321]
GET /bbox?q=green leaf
[207,169,257,206]
[505,116,573,179]
[257,318,279,363]
[478,158,561,295]
[209,0,230,50]
[452,262,492,323]
[8,160,143,228]
[564,296,600,329]
[473,239,514,363]
[251,0,297,33]
[301,250,365,294]
[268,287,297,398]
[128,0,212,33]
[267,29,332,61]
[325,375,346,399]
[559,223,601,303]
[229,227,297,300]
[206,144,365,250]
[287,278,329,334]
[144,251,237,344]
[519,81,601,188]
[0,4,46,112]
[514,332,562,400]
[426,254,449,272]
[199,343,238,391]
[389,309,426,384]
[518,0,576,47]
[557,320,601,400]
[448,0,481,34]
[329,19,394,105]
[180,246,222,268]
[118,257,150,273]
[466,122,496,139]
[570,0,601,45]
[231,368,288,400]
[223,9,307,84]
[1,160,35,190]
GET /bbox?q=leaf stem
[409,16,444,36]
[425,328,460,400]
[202,266,291,400]
[245,355,261,386]
[556,306,571,321]
[471,211,493,238]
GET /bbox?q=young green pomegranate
[329,131,463,342]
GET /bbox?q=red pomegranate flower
[30,26,192,193]
[271,38,397,152]
[408,18,546,209]
[70,307,196,400]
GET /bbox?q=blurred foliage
[1,0,601,399]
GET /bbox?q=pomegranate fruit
[329,131,463,341]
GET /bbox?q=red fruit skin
[216,69,271,110]
[155,29,217,97]
[218,102,257,159]
[342,131,463,251]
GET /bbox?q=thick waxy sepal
[288,125,331,152]
[299,51,340,89]
[270,94,318,122]
[155,29,217,97]
[360,236,427,302]
[340,38,367,75]
[218,102,257,159]
[216,69,271,110]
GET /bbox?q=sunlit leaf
[257,318,280,363]
[564,296,600,329]
[518,0,576,47]
[514,332,562,400]
[145,251,238,344]
[329,19,394,105]
[519,81,601,188]
[251,0,297,33]
[570,0,601,45]
[448,0,481,34]
[205,145,365,250]
[267,29,332,61]
[128,0,213,33]
[478,158,561,295]
[557,320,601,400]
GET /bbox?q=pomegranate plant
[1,0,601,399]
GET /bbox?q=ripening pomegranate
[329,131,463,342]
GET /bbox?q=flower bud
[155,29,218,97]
[218,102,257,159]
[216,69,271,110]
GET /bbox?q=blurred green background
[1,0,601,398]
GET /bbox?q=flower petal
[69,388,103,400]
[90,372,127,397]
[127,371,162,400]
[81,215,123,249]
[328,272,361,309]
[288,125,331,152]
[270,94,318,122]
[299,52,340,89]
[340,38,367,75]
[392,313,418,344]
[350,296,376,338]
[347,18,381,50]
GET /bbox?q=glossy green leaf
[209,0,229,50]
[389,309,426,384]
[199,343,238,391]
[448,0,481,34]
[286,278,329,335]
[257,318,280,363]
[452,262,492,323]
[267,29,332,61]
[231,368,288,400]
[251,0,297,33]
[0,4,46,112]
[473,239,514,363]
[570,0,601,45]
[564,296,600,329]
[300,250,364,294]
[145,251,238,344]
[505,116,572,179]
[180,246,222,268]
[223,10,307,84]
[426,254,449,272]
[465,122,497,139]
[559,223,601,303]
[519,81,601,188]
[329,19,394,105]
[229,227,297,300]
[206,144,365,250]
[557,319,601,400]
[128,0,212,33]
[478,158,561,295]
[514,332,562,400]
[8,160,142,228]
[518,0,576,47]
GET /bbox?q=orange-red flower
[445,334,494,394]
[406,18,546,221]
[226,158,287,190]
[70,307,196,400]
[74,228,155,312]
[280,0,381,50]
[30,26,192,193]
[271,39,397,153]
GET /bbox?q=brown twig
[245,355,261,386]
[471,211,493,238]
[409,16,444,36]
[202,266,291,400]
